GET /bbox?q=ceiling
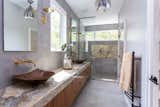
[65,0,124,26]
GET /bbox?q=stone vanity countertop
[0,62,90,107]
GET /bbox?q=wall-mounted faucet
[13,58,36,67]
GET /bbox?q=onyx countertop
[0,62,90,107]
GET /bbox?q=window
[95,30,118,40]
[85,30,119,52]
[50,4,67,51]
[86,30,118,41]
[86,32,95,41]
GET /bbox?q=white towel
[119,52,133,91]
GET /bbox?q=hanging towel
[119,52,133,91]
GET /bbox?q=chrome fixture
[24,0,34,19]
[96,0,111,12]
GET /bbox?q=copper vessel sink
[13,69,55,84]
[73,59,86,64]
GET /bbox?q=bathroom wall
[0,0,79,88]
[119,0,147,106]
[119,0,146,57]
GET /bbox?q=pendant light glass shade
[24,0,34,19]
[97,0,111,12]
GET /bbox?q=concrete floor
[72,79,128,107]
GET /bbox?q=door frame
[146,0,157,107]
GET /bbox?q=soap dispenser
[63,54,72,70]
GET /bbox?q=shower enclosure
[85,30,123,80]
[87,41,123,80]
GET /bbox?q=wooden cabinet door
[86,65,91,79]
[80,69,87,87]
[45,90,65,107]
[45,99,55,107]
[54,91,65,107]
[64,82,75,107]
[72,76,81,96]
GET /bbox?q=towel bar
[124,52,141,107]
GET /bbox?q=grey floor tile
[72,80,128,107]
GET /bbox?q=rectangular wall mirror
[71,19,78,43]
[71,18,78,59]
[3,0,38,51]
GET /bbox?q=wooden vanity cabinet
[45,90,65,107]
[45,64,91,107]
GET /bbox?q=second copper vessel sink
[13,69,55,83]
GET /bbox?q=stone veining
[0,63,90,107]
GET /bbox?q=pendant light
[96,0,111,13]
[24,0,34,19]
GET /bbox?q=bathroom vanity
[0,62,91,107]
[45,62,91,107]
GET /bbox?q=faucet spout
[13,58,36,67]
